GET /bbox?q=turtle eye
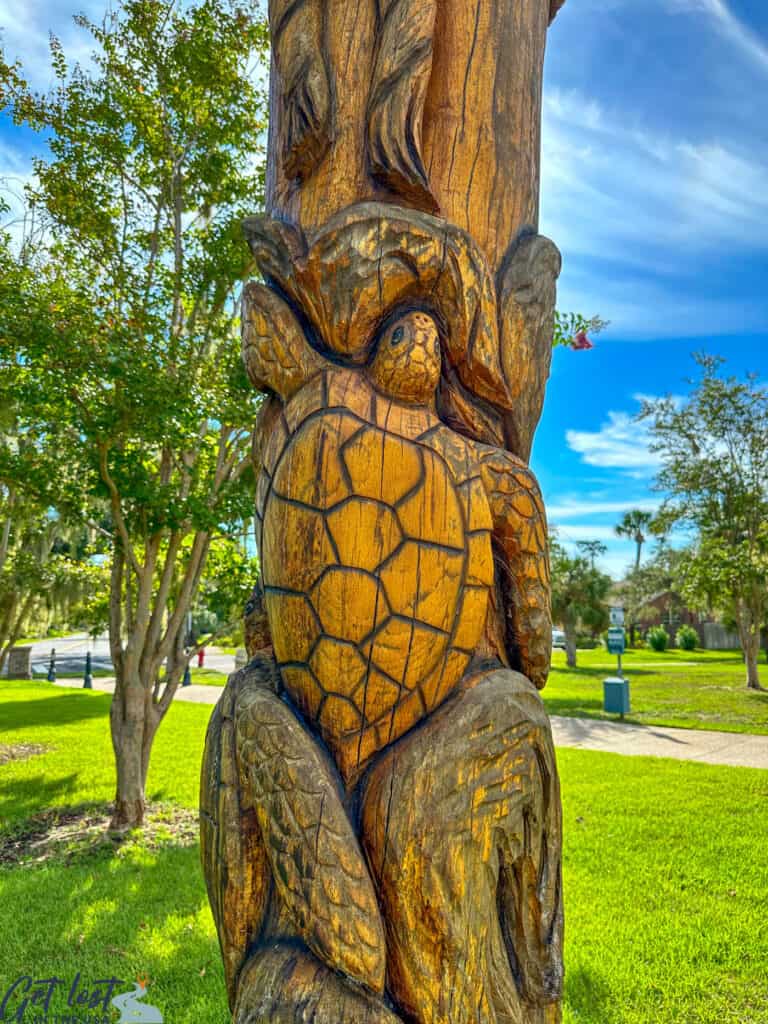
[391,325,405,345]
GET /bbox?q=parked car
[552,628,566,650]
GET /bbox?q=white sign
[609,606,625,627]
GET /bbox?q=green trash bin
[603,676,630,716]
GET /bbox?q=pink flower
[570,330,594,351]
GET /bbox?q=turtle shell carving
[254,312,494,783]
[247,284,551,784]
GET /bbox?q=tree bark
[110,675,153,829]
[739,617,763,690]
[564,623,578,669]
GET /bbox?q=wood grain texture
[204,1,567,1019]
[268,0,333,182]
[266,0,566,272]
[234,945,403,1023]
[498,235,562,461]
[200,659,276,1008]
[366,0,438,211]
[235,677,387,991]
[361,669,563,1024]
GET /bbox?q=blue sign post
[604,610,630,717]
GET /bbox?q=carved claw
[235,945,403,1024]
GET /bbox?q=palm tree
[615,509,654,572]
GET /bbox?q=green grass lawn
[1,680,767,1023]
[545,647,768,736]
[189,668,229,686]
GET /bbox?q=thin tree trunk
[564,624,577,669]
[736,606,763,691]
[110,674,149,829]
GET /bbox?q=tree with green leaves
[615,509,654,572]
[550,540,612,668]
[642,355,768,690]
[576,538,607,570]
[1,0,268,826]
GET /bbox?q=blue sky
[1,0,766,577]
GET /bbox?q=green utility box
[603,676,630,716]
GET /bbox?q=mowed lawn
[1,681,767,1024]
[545,647,768,735]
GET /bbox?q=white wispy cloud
[547,497,661,520]
[541,88,768,259]
[668,0,768,74]
[0,0,102,91]
[566,411,662,475]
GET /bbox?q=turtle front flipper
[241,281,327,401]
[478,450,552,689]
[235,681,388,995]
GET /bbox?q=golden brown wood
[203,3,566,1021]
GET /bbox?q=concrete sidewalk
[55,679,768,770]
[551,715,768,770]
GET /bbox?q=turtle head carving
[368,310,441,404]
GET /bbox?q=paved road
[6,633,236,678]
[52,678,768,770]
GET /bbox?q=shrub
[676,625,698,651]
[647,626,669,652]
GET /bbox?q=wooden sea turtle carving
[245,288,551,783]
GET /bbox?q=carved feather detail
[235,684,387,995]
[241,281,326,401]
[200,661,276,1009]
[366,0,438,211]
[269,0,333,181]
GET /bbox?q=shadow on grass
[0,691,110,733]
[0,772,83,826]
[565,966,619,1024]
[0,838,225,1023]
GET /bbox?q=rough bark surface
[203,2,566,1020]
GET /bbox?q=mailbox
[603,676,630,716]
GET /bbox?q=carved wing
[497,234,562,462]
[235,684,387,995]
[241,281,326,401]
[200,661,275,1008]
[367,0,438,212]
[269,0,333,181]
[478,449,552,688]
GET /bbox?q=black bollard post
[182,664,192,687]
[47,648,56,683]
[83,651,93,689]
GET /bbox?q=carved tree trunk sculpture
[201,3,566,1022]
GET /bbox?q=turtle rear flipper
[235,684,387,995]
[478,450,552,689]
[200,658,278,1008]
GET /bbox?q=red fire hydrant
[197,648,205,668]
